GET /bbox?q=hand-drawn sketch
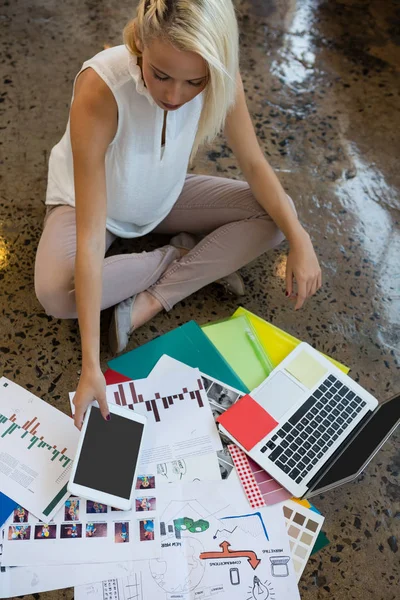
[157,459,187,481]
[213,526,237,539]
[270,555,290,577]
[74,483,300,600]
[247,576,275,600]
[230,568,240,585]
[220,512,269,541]
[200,541,261,570]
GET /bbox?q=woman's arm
[224,73,322,309]
[70,68,118,428]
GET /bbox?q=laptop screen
[310,395,399,491]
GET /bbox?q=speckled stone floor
[1,0,399,599]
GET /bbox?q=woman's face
[138,37,209,111]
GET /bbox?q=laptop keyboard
[260,374,367,484]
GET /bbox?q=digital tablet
[68,402,147,510]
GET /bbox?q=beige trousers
[35,174,292,318]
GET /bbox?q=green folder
[311,530,330,554]
[202,315,274,390]
[108,321,248,393]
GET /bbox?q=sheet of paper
[1,485,160,566]
[0,453,221,595]
[0,559,152,599]
[156,453,221,483]
[70,368,223,465]
[0,377,79,522]
[75,478,300,600]
[149,355,244,479]
[219,470,325,582]
[149,354,245,417]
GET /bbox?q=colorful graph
[112,379,205,423]
[0,413,71,468]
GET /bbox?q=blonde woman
[35,0,322,429]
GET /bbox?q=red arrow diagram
[200,541,261,570]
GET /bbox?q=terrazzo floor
[0,0,399,599]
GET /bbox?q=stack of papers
[0,312,330,599]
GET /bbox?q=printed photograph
[60,523,82,539]
[111,507,123,511]
[86,522,108,538]
[210,403,225,420]
[35,524,57,539]
[8,525,31,540]
[135,497,156,512]
[64,498,80,521]
[86,501,108,514]
[207,383,239,410]
[114,522,129,543]
[217,448,235,480]
[13,506,28,523]
[139,519,155,541]
[201,376,213,391]
[135,475,155,490]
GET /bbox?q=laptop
[218,342,379,497]
[306,391,399,497]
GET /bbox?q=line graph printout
[0,377,79,522]
[70,369,222,467]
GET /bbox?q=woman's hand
[73,367,109,430]
[286,229,322,310]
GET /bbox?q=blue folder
[0,492,17,527]
[108,321,248,393]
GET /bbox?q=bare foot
[130,291,163,330]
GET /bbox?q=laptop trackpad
[253,371,304,421]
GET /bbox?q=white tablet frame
[67,402,147,510]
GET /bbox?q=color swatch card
[282,500,324,581]
[228,444,291,507]
[0,377,79,522]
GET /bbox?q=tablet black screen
[73,406,144,499]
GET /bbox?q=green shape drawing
[174,517,210,533]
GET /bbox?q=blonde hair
[124,0,239,160]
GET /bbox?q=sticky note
[217,395,278,451]
[285,350,328,389]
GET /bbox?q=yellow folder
[233,307,349,375]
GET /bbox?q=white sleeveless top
[45,45,203,238]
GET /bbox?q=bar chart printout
[0,377,80,522]
[97,369,223,466]
[111,379,205,423]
